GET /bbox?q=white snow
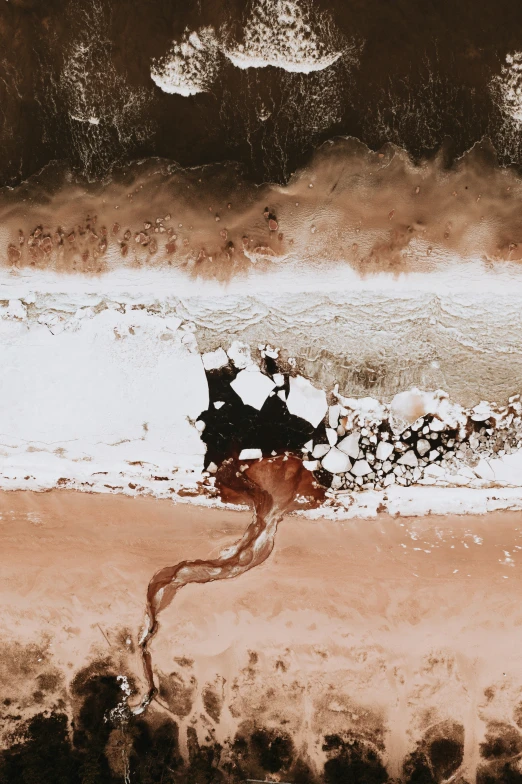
[328,404,341,428]
[286,375,327,428]
[416,439,430,457]
[230,368,275,410]
[0,304,209,494]
[333,392,386,428]
[471,401,493,422]
[492,51,522,124]
[326,427,337,446]
[390,388,466,433]
[475,450,522,484]
[1,266,522,518]
[299,486,522,520]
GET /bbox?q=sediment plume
[134,454,321,713]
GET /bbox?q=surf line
[131,455,311,714]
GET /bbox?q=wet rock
[250,728,294,774]
[41,236,53,253]
[480,723,522,760]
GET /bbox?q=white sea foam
[59,0,152,174]
[222,0,344,73]
[151,27,220,96]
[492,51,522,123]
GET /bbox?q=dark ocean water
[2,0,522,185]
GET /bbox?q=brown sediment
[136,455,323,712]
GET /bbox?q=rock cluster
[304,394,522,491]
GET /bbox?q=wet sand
[5,143,522,279]
[2,490,522,779]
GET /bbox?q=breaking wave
[492,51,522,124]
[150,27,221,96]
[221,0,346,74]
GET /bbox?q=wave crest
[151,27,220,96]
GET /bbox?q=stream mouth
[134,455,324,713]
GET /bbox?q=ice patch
[286,375,327,427]
[239,448,263,460]
[202,347,228,371]
[321,447,351,474]
[230,368,275,410]
[227,340,255,369]
[390,388,466,433]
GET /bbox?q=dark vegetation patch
[157,671,195,718]
[480,723,522,760]
[203,684,223,724]
[477,762,522,784]
[322,734,389,784]
[223,725,303,783]
[403,722,464,784]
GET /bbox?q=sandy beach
[2,490,522,781]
